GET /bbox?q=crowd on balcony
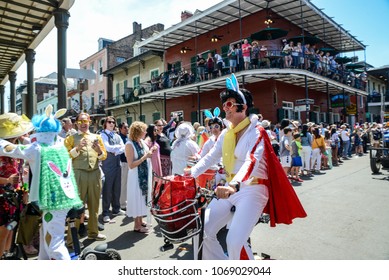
[147,38,368,95]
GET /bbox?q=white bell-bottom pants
[202,184,269,260]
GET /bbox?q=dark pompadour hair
[219,88,253,116]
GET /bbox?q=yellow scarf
[223,117,251,181]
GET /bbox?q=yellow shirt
[311,135,325,149]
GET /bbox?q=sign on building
[295,98,314,105]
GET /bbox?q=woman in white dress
[125,121,156,233]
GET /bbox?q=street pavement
[78,153,389,260]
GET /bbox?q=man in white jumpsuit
[188,76,269,260]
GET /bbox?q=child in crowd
[290,132,303,182]
[323,130,332,169]
[354,128,364,156]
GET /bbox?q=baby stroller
[0,185,27,260]
[151,174,210,255]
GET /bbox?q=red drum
[151,174,202,243]
[196,169,217,190]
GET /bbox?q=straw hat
[0,113,34,139]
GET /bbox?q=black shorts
[217,62,223,71]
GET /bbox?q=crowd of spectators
[2,106,387,259]
[147,38,367,95]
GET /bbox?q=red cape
[249,126,307,227]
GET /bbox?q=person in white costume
[0,106,82,260]
[186,74,269,260]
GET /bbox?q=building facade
[117,0,370,127]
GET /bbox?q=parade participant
[64,112,107,242]
[0,107,83,260]
[197,108,225,187]
[185,74,306,260]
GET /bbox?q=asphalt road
[77,153,389,260]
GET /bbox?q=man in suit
[64,113,107,241]
[100,117,125,223]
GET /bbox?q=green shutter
[152,112,161,121]
[248,107,259,114]
[126,116,132,125]
[116,118,121,125]
[277,108,285,123]
[309,112,316,123]
[221,45,229,67]
[191,111,198,123]
[190,56,197,76]
[139,115,145,122]
[174,61,181,71]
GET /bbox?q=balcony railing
[105,57,369,109]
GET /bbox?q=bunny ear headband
[204,107,221,120]
[225,73,247,104]
[36,104,67,131]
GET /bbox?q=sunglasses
[222,101,243,108]
[156,124,164,127]
[209,124,220,129]
[76,119,90,125]
[106,120,115,124]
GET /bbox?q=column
[8,71,17,113]
[25,49,36,118]
[53,8,70,109]
[0,85,5,114]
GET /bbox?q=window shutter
[152,112,161,121]
[191,111,198,123]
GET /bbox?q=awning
[0,0,75,86]
[137,0,365,53]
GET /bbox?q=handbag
[292,156,302,167]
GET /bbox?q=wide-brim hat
[175,122,194,139]
[261,120,271,128]
[0,113,34,139]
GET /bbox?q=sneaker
[103,216,111,223]
[88,233,106,241]
[112,209,126,216]
[98,222,105,231]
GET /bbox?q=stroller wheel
[161,243,174,252]
[106,248,122,260]
[84,252,98,260]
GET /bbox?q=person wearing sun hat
[0,113,34,258]
[0,107,83,260]
[0,113,34,140]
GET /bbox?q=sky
[4,0,389,110]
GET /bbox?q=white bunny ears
[34,104,67,132]
[225,74,247,104]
